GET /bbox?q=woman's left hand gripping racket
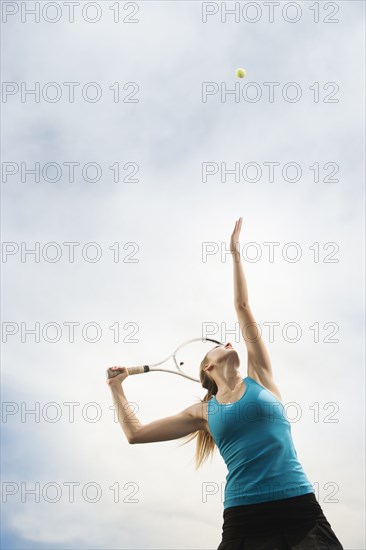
[105,337,223,383]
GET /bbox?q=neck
[214,366,243,396]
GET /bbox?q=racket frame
[106,337,224,382]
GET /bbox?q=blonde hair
[177,352,218,470]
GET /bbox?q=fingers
[232,218,243,234]
[105,366,127,382]
[106,366,126,379]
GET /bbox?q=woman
[106,218,344,550]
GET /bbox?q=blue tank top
[207,375,314,509]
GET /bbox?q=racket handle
[106,365,150,379]
[127,366,150,375]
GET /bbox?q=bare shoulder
[186,400,211,432]
[247,367,283,403]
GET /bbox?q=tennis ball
[235,68,246,78]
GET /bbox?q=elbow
[128,425,143,444]
[235,301,249,310]
[128,434,138,444]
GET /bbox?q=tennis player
[107,218,344,549]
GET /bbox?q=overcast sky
[1,1,365,549]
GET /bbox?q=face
[203,342,239,374]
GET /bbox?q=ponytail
[177,356,218,470]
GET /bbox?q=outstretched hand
[230,217,243,255]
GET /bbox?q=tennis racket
[105,337,223,383]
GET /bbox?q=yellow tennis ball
[235,68,246,78]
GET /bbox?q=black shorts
[217,492,344,550]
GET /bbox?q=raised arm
[106,367,206,444]
[230,218,282,402]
